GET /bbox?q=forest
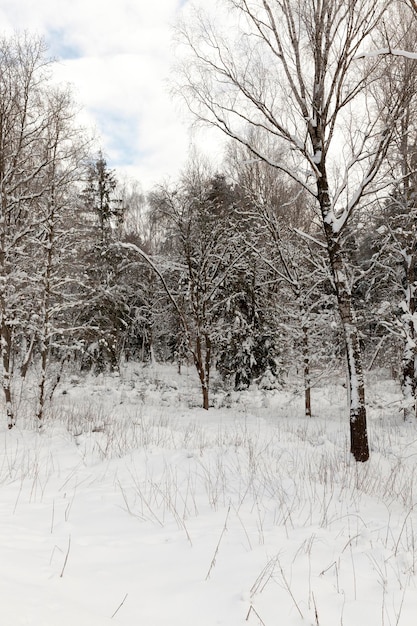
[1,1,417,466]
[4,2,417,624]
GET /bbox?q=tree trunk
[1,322,15,429]
[344,320,369,462]
[400,227,417,421]
[327,235,369,462]
[36,346,48,422]
[400,311,417,422]
[401,348,416,421]
[397,106,417,420]
[20,332,36,379]
[195,333,210,410]
[317,171,369,461]
[36,211,54,423]
[303,325,312,417]
[202,384,209,411]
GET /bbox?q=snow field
[0,365,416,625]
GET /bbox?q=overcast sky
[0,0,223,190]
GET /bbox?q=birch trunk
[401,252,417,421]
[325,231,369,462]
[399,108,417,421]
[1,321,15,429]
[317,173,369,462]
[302,324,312,418]
[36,219,53,422]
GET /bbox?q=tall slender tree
[148,166,243,409]
[0,34,89,427]
[176,0,409,460]
[33,89,89,422]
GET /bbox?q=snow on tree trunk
[317,170,369,461]
[36,218,53,423]
[194,332,210,410]
[400,200,417,421]
[302,325,312,418]
[401,335,416,421]
[1,323,15,429]
[325,229,369,462]
[400,257,417,421]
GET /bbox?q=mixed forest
[2,1,417,464]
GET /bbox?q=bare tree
[0,35,52,427]
[33,90,90,422]
[226,141,335,416]
[0,34,89,427]
[148,166,243,409]
[175,0,409,460]
[370,5,417,419]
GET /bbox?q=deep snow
[1,363,417,625]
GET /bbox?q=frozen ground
[1,363,417,625]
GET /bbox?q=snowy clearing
[1,364,417,625]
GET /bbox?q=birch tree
[176,0,407,461]
[0,34,90,427]
[33,90,89,422]
[0,35,55,427]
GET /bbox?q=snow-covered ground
[1,364,417,625]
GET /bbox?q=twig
[111,593,128,619]
[312,592,319,626]
[277,558,304,620]
[394,505,416,556]
[246,604,267,625]
[205,504,231,580]
[395,576,409,626]
[50,499,55,534]
[60,535,71,578]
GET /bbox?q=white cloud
[1,0,222,190]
